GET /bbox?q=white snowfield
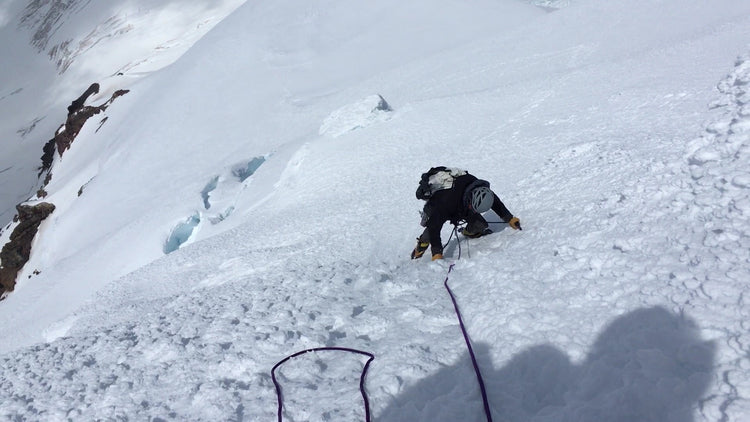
[0,0,749,421]
[0,0,247,226]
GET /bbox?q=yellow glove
[432,253,443,261]
[509,217,522,230]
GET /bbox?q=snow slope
[0,0,247,225]
[1,0,749,420]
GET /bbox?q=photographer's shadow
[378,306,715,422]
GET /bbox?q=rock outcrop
[67,82,100,114]
[1,83,129,298]
[55,86,129,157]
[0,202,55,296]
[37,85,129,181]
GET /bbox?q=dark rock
[0,202,55,295]
[55,105,100,155]
[3,85,130,297]
[54,87,129,157]
[67,83,100,115]
[38,138,56,177]
[374,94,392,112]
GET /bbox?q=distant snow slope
[0,0,546,348]
[0,0,749,421]
[0,0,246,226]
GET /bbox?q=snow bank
[319,95,393,138]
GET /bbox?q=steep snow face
[0,0,247,227]
[0,0,548,346]
[0,0,749,421]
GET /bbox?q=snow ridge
[684,54,750,421]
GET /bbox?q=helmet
[470,186,493,213]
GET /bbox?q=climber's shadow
[378,306,715,422]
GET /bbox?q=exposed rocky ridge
[0,202,55,296]
[1,83,128,298]
[38,83,129,180]
[56,84,129,157]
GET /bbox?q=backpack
[415,167,467,200]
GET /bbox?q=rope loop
[271,222,495,422]
[272,347,375,422]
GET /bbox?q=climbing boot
[411,239,430,259]
[461,227,492,239]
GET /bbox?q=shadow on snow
[378,306,715,422]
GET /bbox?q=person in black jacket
[411,168,521,260]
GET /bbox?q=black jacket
[423,173,513,254]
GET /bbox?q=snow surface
[0,0,749,420]
[0,0,247,225]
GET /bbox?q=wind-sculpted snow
[319,95,393,138]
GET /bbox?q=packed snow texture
[0,0,749,421]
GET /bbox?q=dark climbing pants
[418,212,489,245]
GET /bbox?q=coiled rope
[271,224,495,422]
[271,346,375,422]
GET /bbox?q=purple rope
[444,262,494,422]
[272,347,375,422]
